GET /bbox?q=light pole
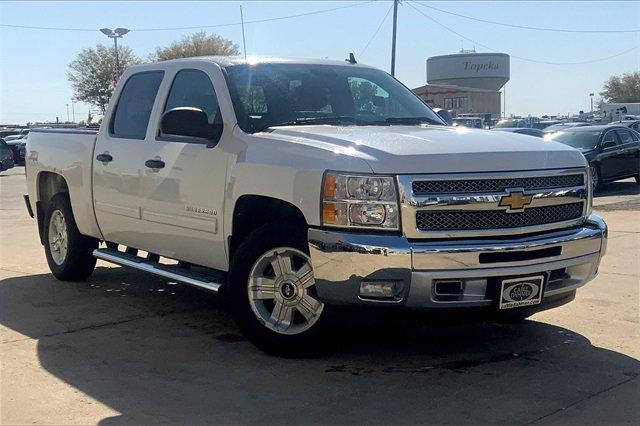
[71,100,76,123]
[100,27,130,80]
[66,104,70,122]
[589,93,594,114]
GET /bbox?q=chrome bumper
[308,214,607,309]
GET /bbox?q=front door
[135,67,230,270]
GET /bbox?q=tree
[599,71,640,104]
[150,31,239,62]
[67,44,141,113]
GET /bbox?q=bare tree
[67,44,141,113]
[150,31,239,62]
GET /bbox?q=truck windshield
[224,63,444,133]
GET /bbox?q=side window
[164,69,221,124]
[601,131,619,148]
[110,71,164,140]
[616,130,634,144]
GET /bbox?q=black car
[547,125,640,191]
[3,135,27,165]
[0,139,15,171]
[492,127,545,137]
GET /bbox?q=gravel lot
[1,166,638,424]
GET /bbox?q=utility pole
[66,104,70,122]
[589,93,594,114]
[240,5,247,59]
[390,0,399,76]
[100,28,130,80]
[71,100,76,123]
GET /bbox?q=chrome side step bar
[93,248,223,293]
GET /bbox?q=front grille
[412,174,584,195]
[416,202,584,231]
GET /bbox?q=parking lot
[1,165,638,424]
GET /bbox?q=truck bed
[26,128,102,239]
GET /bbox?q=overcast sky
[1,1,638,124]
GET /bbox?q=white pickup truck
[25,57,607,353]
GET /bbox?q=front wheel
[229,223,329,355]
[590,165,600,192]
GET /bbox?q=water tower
[427,52,510,90]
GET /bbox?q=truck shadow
[1,267,639,424]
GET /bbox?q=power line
[0,1,375,33]
[405,1,640,65]
[359,3,394,58]
[412,1,640,34]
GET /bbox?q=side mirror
[602,140,616,150]
[160,107,222,148]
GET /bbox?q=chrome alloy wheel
[247,247,324,335]
[48,210,68,265]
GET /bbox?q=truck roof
[127,56,376,72]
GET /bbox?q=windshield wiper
[262,116,360,131]
[382,116,443,125]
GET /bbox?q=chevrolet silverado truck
[25,57,607,353]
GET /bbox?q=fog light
[359,280,402,300]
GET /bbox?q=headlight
[322,172,399,230]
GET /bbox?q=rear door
[93,70,165,249]
[615,129,640,176]
[134,66,231,270]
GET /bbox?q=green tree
[67,44,141,113]
[150,31,239,62]
[599,71,640,103]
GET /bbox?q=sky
[1,0,638,124]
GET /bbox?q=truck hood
[269,125,587,174]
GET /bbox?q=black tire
[228,222,331,356]
[590,164,600,192]
[43,193,98,281]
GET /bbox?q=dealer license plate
[499,275,545,310]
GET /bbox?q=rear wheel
[229,223,329,355]
[43,193,98,281]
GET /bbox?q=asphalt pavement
[1,166,638,424]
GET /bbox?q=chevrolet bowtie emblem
[499,191,533,212]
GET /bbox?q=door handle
[145,159,165,169]
[96,153,113,163]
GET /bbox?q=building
[413,51,510,119]
[412,84,501,118]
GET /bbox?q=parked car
[494,118,528,128]
[607,120,640,133]
[546,125,640,190]
[4,134,27,165]
[533,120,563,130]
[542,122,590,136]
[452,117,483,128]
[25,57,607,354]
[0,139,15,171]
[492,127,544,137]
